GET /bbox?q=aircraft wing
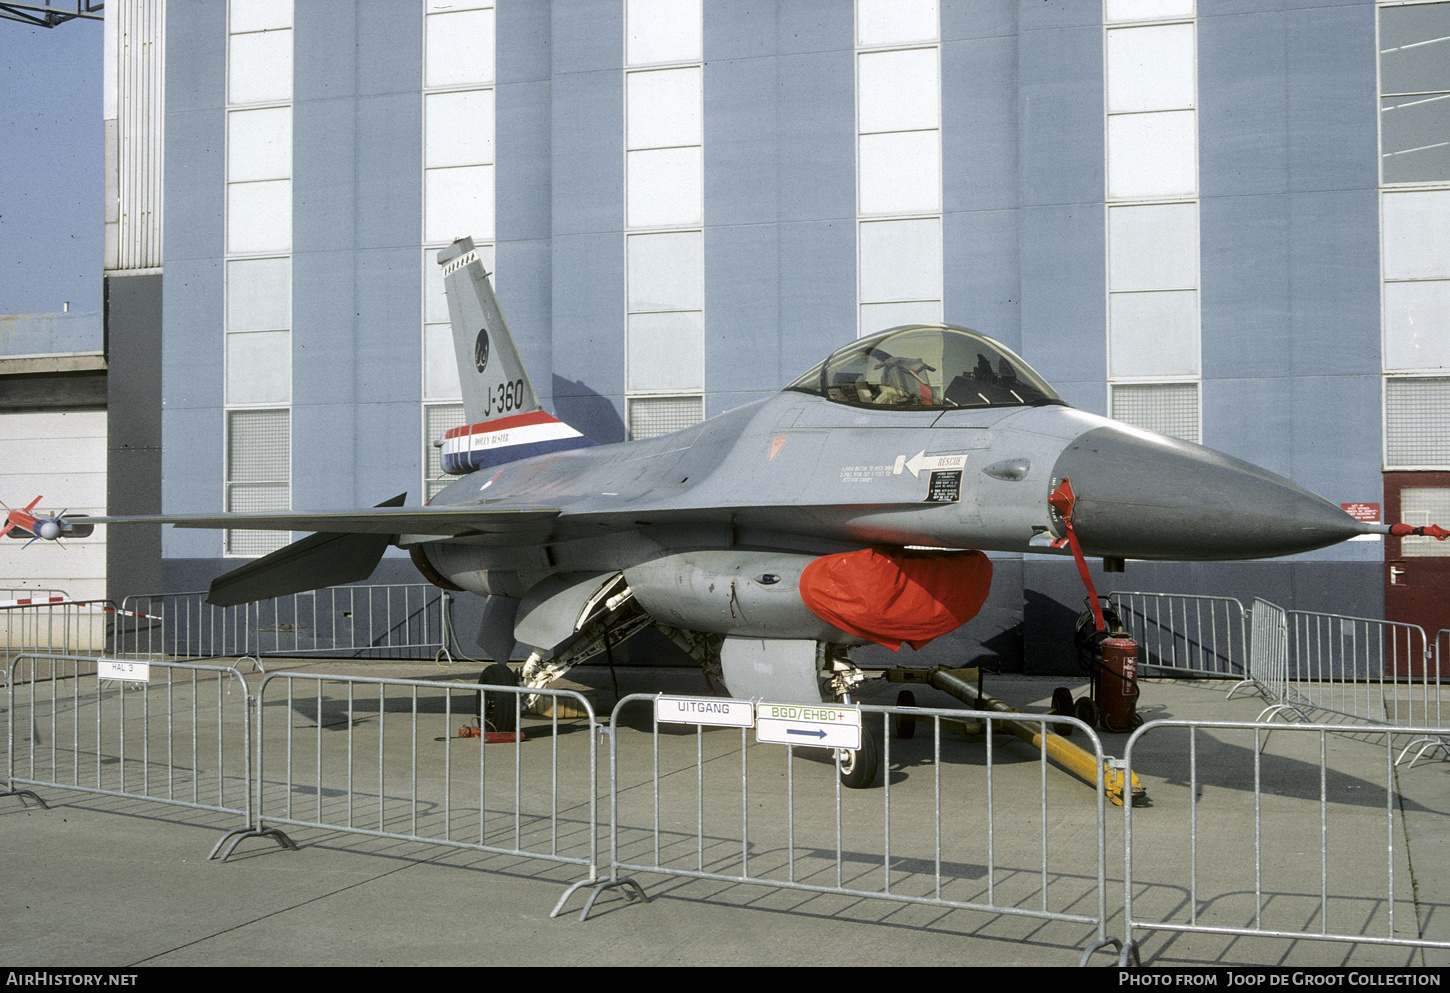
[76,505,562,537]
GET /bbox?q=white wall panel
[1383,190,1450,281]
[626,68,702,149]
[1108,203,1198,291]
[228,28,292,105]
[1107,111,1197,200]
[857,48,939,133]
[425,90,494,169]
[627,0,702,64]
[425,7,496,88]
[626,147,702,227]
[857,0,938,47]
[425,164,494,244]
[0,411,107,600]
[1384,280,1450,371]
[1109,291,1201,378]
[226,257,291,331]
[1106,23,1196,114]
[227,180,292,254]
[227,107,292,183]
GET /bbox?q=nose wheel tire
[837,725,880,789]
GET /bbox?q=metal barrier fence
[1114,595,1448,739]
[228,671,603,885]
[1108,591,1247,679]
[1117,718,1450,965]
[1242,597,1290,705]
[3,653,254,829]
[1272,612,1435,730]
[574,693,1115,961]
[1,595,111,662]
[114,584,456,661]
[6,660,1450,965]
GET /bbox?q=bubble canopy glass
[785,325,1067,410]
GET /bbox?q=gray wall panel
[945,210,1022,352]
[942,0,1016,42]
[705,223,779,398]
[552,0,622,75]
[705,57,780,229]
[1285,4,1378,194]
[163,107,224,264]
[775,0,852,55]
[552,70,623,236]
[943,34,1019,214]
[497,0,551,85]
[354,93,423,251]
[1200,10,1291,199]
[497,79,553,245]
[164,0,224,116]
[778,220,855,372]
[1288,190,1380,378]
[551,231,624,421]
[776,51,854,223]
[1019,205,1104,406]
[1017,24,1101,209]
[495,237,556,409]
[1201,194,1292,381]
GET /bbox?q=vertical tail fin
[435,238,593,475]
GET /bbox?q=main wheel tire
[893,689,917,740]
[838,725,880,789]
[476,662,521,733]
[1051,686,1075,737]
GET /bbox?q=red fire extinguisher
[1096,633,1141,733]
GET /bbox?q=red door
[1384,471,1450,677]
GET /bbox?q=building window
[424,402,466,501]
[422,1,494,482]
[1104,4,1201,443]
[1386,377,1450,468]
[224,0,293,556]
[624,0,704,439]
[856,1,941,337]
[225,408,290,556]
[1111,382,1200,443]
[627,395,704,440]
[1380,3,1450,469]
[1379,1,1450,185]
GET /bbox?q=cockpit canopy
[785,325,1067,411]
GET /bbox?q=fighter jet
[65,236,1436,786]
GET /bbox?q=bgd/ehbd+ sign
[755,703,862,751]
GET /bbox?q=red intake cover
[799,548,993,651]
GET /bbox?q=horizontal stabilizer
[206,494,407,606]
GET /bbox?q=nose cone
[1050,426,1365,560]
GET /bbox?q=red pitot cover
[798,548,993,651]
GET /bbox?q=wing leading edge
[76,505,563,537]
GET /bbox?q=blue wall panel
[162,0,226,559]
[551,231,625,442]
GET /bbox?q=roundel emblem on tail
[474,329,490,372]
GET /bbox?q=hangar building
[90,0,1448,669]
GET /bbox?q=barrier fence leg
[207,823,300,862]
[550,874,650,923]
[0,786,48,810]
[207,688,298,861]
